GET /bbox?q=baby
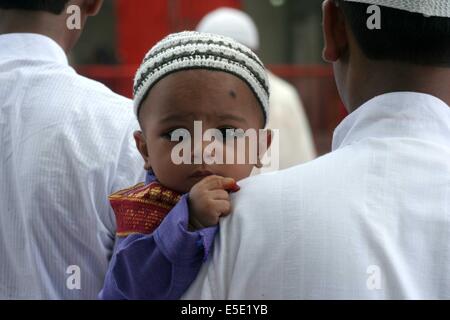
[100,31,271,300]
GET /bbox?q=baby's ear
[134,131,152,170]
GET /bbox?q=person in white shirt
[0,0,144,299]
[197,7,317,172]
[184,0,450,299]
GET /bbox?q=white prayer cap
[133,31,270,124]
[343,0,450,18]
[196,7,260,50]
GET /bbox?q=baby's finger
[202,175,236,191]
[209,189,230,201]
[213,199,232,217]
[225,181,240,193]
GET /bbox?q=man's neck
[0,10,72,53]
[346,61,450,111]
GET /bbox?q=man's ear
[256,129,273,168]
[134,131,152,171]
[322,0,348,62]
[82,0,103,16]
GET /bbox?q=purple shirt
[99,172,217,300]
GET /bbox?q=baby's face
[135,69,268,194]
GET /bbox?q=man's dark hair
[0,0,70,15]
[338,0,450,67]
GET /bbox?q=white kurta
[184,92,450,299]
[0,34,144,299]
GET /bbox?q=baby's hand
[188,175,240,230]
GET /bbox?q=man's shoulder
[2,59,133,113]
[26,64,135,122]
[62,69,132,109]
[232,146,363,217]
[241,148,351,190]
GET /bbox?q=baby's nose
[191,136,219,164]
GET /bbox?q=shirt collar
[332,92,450,151]
[0,33,68,65]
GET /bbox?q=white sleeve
[182,260,216,299]
[111,119,146,193]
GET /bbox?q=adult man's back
[184,0,450,299]
[185,92,450,299]
[0,1,143,299]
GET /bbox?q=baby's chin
[158,179,197,195]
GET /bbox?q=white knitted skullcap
[196,7,260,50]
[133,31,270,124]
[344,0,450,17]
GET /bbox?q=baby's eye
[163,128,190,141]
